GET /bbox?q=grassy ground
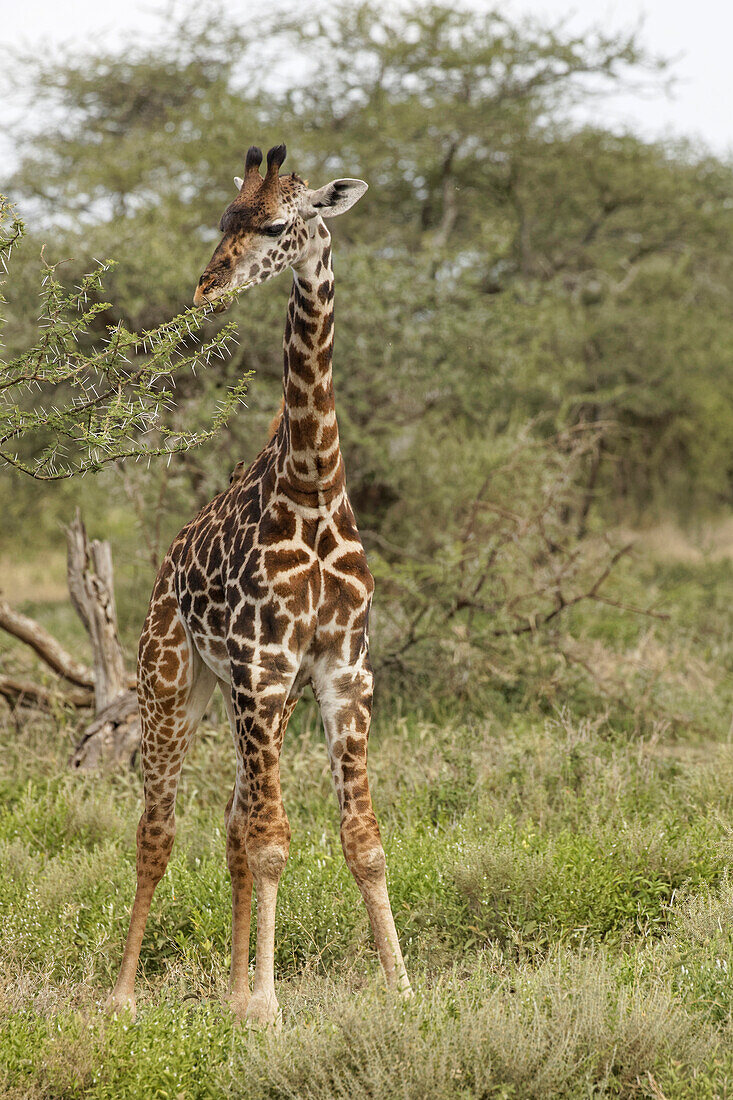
[1,529,732,1098]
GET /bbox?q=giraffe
[107,144,412,1027]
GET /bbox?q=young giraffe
[107,144,411,1026]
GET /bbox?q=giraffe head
[193,144,367,309]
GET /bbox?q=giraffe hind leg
[221,679,298,1024]
[107,606,215,1017]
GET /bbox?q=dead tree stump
[69,687,140,771]
[66,511,129,712]
[0,511,140,770]
[65,511,139,769]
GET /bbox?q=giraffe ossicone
[107,143,411,1026]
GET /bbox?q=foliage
[1,2,732,686]
[2,0,732,701]
[1,537,732,1095]
[4,0,733,513]
[0,197,247,479]
[370,423,641,696]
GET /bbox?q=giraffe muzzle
[193,278,255,312]
[193,283,230,313]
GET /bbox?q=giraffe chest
[178,493,373,686]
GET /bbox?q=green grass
[2,701,733,1098]
[1,549,733,1097]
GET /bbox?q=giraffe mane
[267,398,285,441]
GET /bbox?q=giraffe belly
[189,626,231,684]
[184,560,322,691]
[185,587,363,696]
[176,514,373,696]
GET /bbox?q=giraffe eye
[262,222,287,237]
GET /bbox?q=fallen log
[68,689,140,770]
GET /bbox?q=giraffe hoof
[244,992,281,1031]
[104,990,137,1020]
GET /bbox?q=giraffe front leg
[221,689,254,1020]
[317,664,412,997]
[106,794,177,1018]
[224,697,297,1019]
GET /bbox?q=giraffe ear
[234,176,244,191]
[302,179,368,219]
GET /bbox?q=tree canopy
[5,1,730,513]
[0,196,247,479]
[2,0,732,696]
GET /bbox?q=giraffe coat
[108,145,410,1026]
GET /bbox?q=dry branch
[69,690,140,770]
[372,425,664,684]
[0,674,93,710]
[0,598,94,689]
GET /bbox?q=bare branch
[0,597,94,688]
[0,674,93,710]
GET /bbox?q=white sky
[0,0,730,156]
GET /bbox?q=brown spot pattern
[111,163,409,1026]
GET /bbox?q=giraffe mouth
[202,288,242,314]
[197,280,256,315]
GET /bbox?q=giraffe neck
[277,218,344,502]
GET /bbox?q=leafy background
[2,2,733,1096]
